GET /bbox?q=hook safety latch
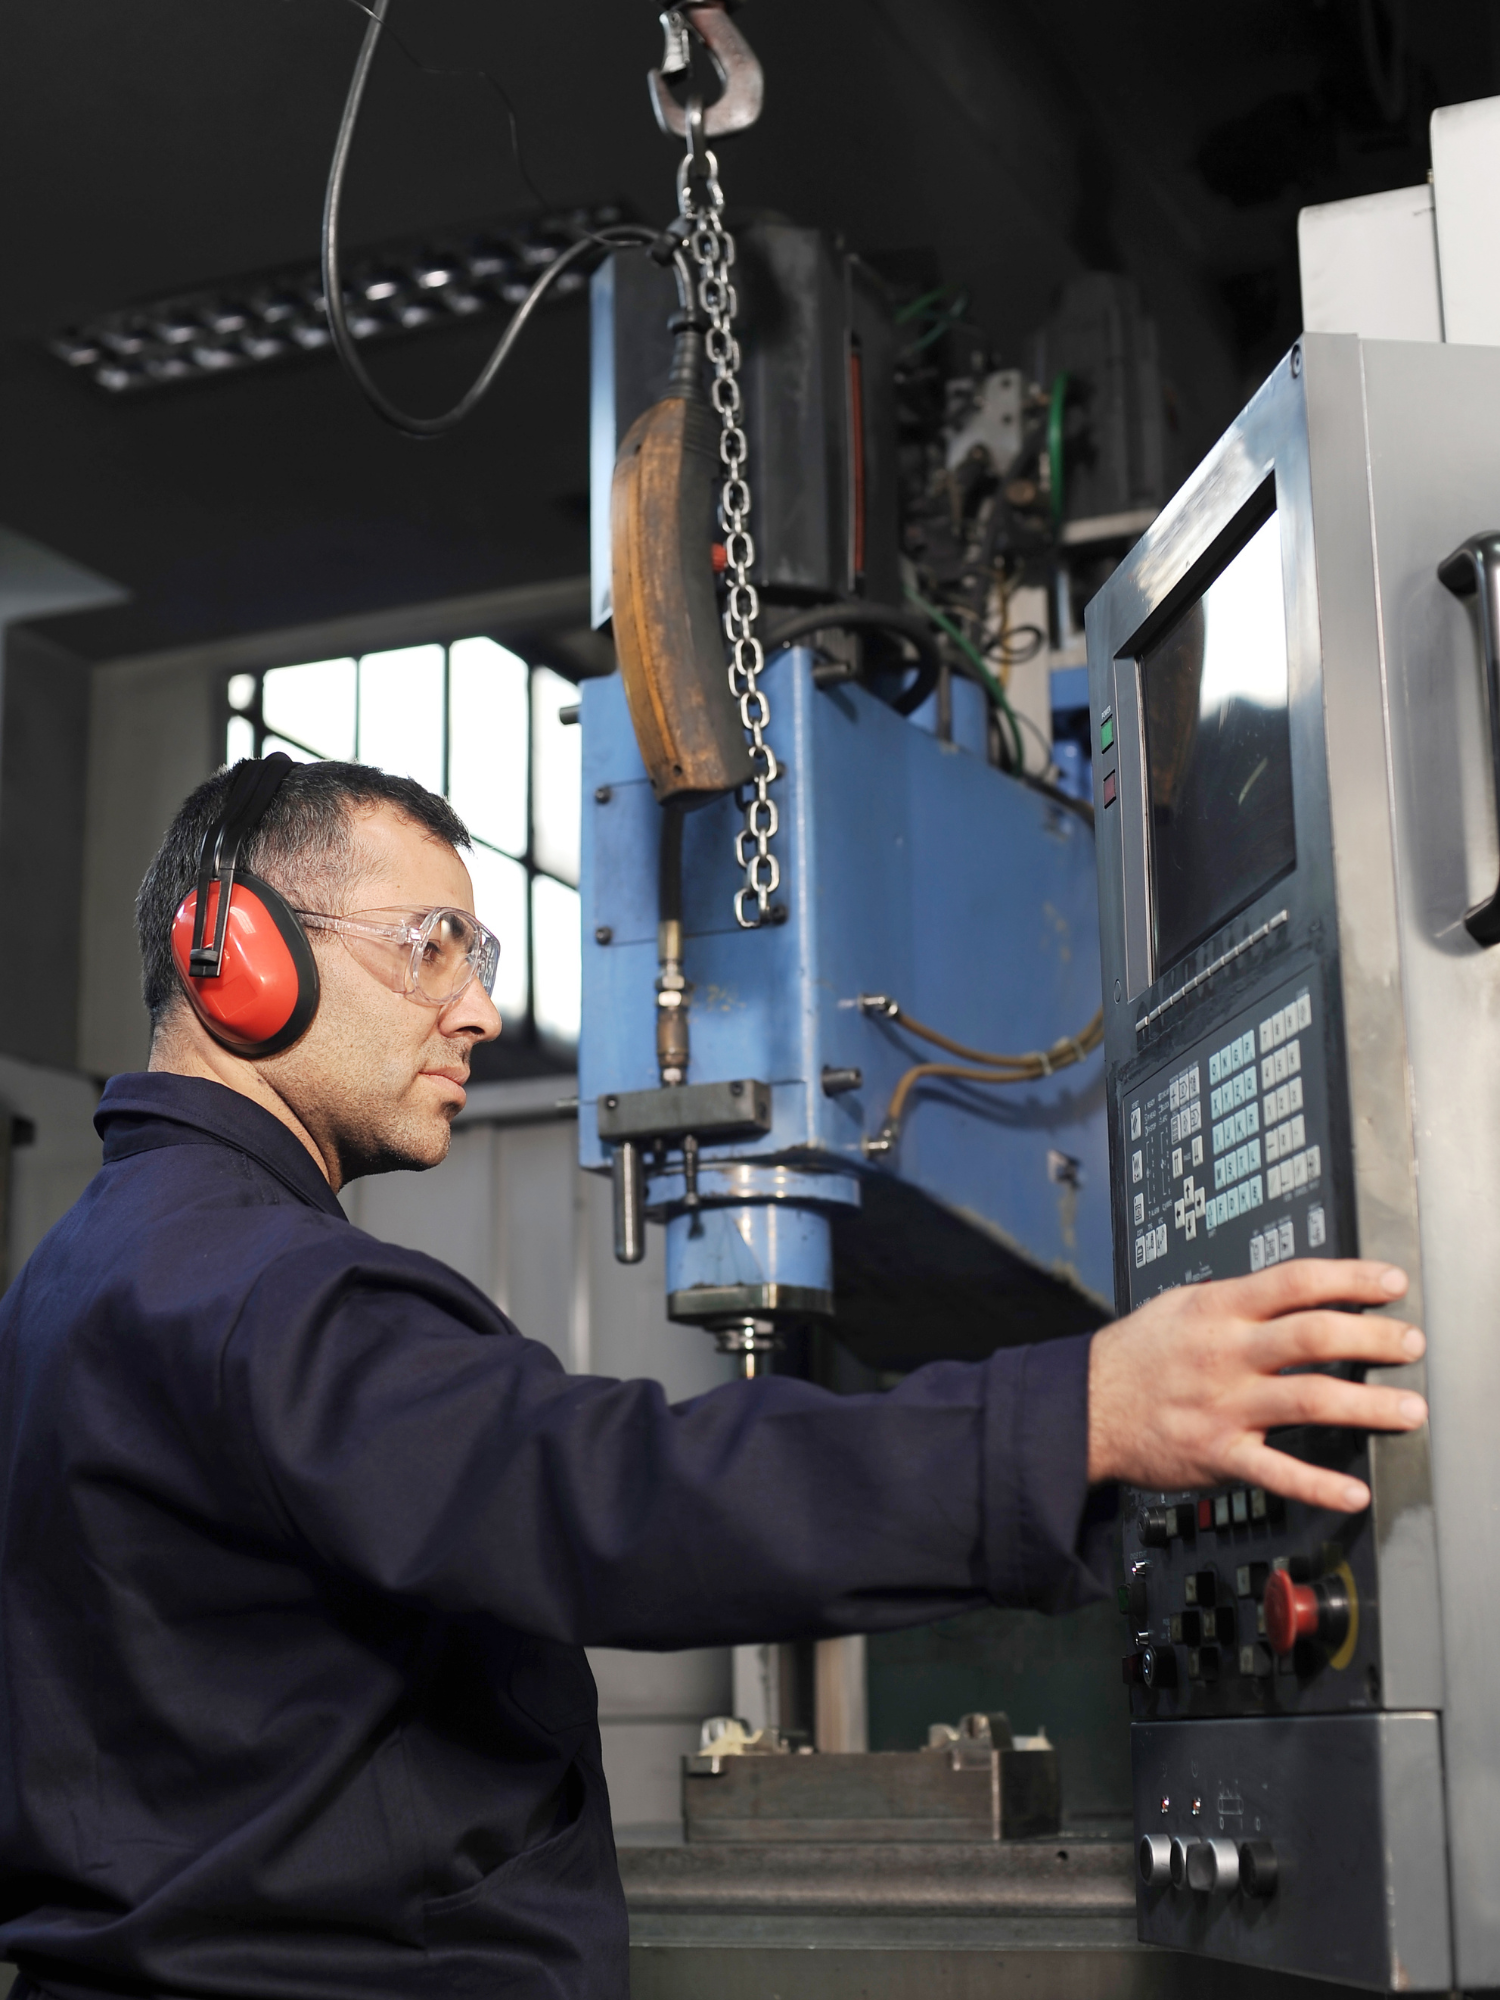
[649,3,764,139]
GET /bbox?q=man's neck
[147,1025,339,1189]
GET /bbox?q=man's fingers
[1249,1371,1427,1435]
[1217,1257,1408,1322]
[1255,1307,1425,1372]
[1229,1441,1372,1514]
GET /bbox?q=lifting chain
[676,112,780,929]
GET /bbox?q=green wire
[904,291,971,356]
[894,283,957,326]
[903,586,1026,772]
[1047,371,1068,525]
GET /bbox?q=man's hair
[136,760,472,1028]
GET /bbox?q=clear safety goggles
[296,905,501,1007]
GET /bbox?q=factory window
[223,643,581,1058]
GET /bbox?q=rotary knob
[1186,1837,1240,1893]
[1139,1834,1172,1886]
[1264,1568,1350,1656]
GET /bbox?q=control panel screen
[1141,510,1296,974]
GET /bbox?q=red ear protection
[169,755,320,1059]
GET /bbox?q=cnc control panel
[1082,336,1493,1991]
[1123,967,1339,1303]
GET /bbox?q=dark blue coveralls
[0,1073,1108,1999]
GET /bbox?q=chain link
[677,140,780,929]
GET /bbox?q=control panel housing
[1089,333,1500,1989]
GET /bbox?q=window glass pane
[226,714,256,765]
[466,842,529,1026]
[531,666,581,886]
[262,734,319,764]
[227,672,257,712]
[532,873,581,1052]
[358,645,445,792]
[262,658,356,760]
[448,637,529,857]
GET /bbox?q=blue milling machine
[578,227,1116,1377]
[578,652,1110,1367]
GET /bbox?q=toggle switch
[1264,1568,1351,1657]
[1136,1504,1184,1544]
[1139,1834,1172,1886]
[1186,1837,1240,1893]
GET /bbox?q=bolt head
[595,925,613,945]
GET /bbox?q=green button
[1100,716,1115,752]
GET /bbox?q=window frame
[221,640,582,1075]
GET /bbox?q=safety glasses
[295,905,501,1007]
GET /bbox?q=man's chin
[344,1114,455,1182]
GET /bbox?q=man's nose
[440,975,502,1043]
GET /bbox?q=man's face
[261,803,501,1182]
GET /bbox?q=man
[0,758,1425,2000]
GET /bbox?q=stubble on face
[258,805,500,1186]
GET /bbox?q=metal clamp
[1439,531,1500,945]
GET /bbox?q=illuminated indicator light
[1102,769,1118,808]
[1100,715,1115,752]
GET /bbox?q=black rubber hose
[659,801,686,929]
[760,602,941,716]
[322,0,661,438]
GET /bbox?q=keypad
[1123,973,1334,1295]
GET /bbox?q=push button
[1263,1567,1351,1656]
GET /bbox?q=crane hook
[649,4,765,139]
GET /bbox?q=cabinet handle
[1438,531,1500,945]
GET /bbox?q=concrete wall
[78,644,219,1077]
[0,629,93,1070]
[0,1054,102,1280]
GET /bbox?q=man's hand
[1087,1259,1426,1512]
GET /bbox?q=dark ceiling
[6,0,1496,661]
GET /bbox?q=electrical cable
[323,0,663,437]
[761,602,942,716]
[333,0,552,215]
[902,586,1024,768]
[1047,371,1068,526]
[658,800,686,930]
[866,1007,1105,1156]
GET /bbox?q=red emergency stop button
[1263,1570,1317,1654]
[1264,1568,1351,1656]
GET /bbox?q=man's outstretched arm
[223,1243,1426,1649]
[1089,1257,1425,1511]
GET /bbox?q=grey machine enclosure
[1087,333,1500,1990]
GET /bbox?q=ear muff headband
[168,756,321,1058]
